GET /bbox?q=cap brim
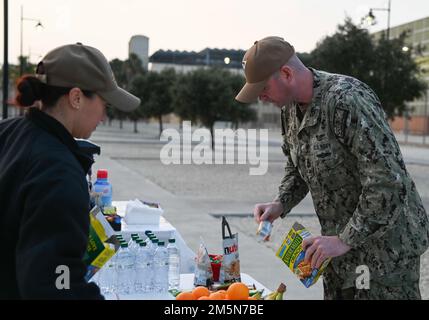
[235,79,267,103]
[98,86,141,112]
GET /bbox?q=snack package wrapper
[83,206,119,281]
[194,242,214,287]
[276,222,331,288]
[219,216,241,283]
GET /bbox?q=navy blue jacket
[0,107,103,299]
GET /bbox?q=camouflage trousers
[323,257,421,300]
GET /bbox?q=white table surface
[105,273,271,300]
[112,200,196,273]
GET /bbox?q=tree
[171,72,200,124]
[123,53,146,90]
[371,33,426,117]
[1,56,36,90]
[109,58,128,128]
[1,57,36,116]
[109,54,146,129]
[224,73,257,129]
[172,68,256,148]
[309,18,426,118]
[138,69,177,136]
[310,18,375,82]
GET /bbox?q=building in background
[129,35,149,71]
[149,48,245,75]
[373,16,429,135]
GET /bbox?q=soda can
[256,220,273,242]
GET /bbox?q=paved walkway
[89,120,429,299]
[93,149,324,300]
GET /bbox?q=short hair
[284,54,306,72]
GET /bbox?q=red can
[209,254,222,282]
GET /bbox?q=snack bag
[83,206,119,281]
[194,241,214,287]
[219,216,241,283]
[276,222,330,288]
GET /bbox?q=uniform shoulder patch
[333,107,349,139]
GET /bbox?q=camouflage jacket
[277,68,429,287]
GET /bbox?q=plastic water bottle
[145,238,159,292]
[144,235,154,249]
[153,241,169,293]
[134,242,151,293]
[149,238,159,252]
[128,234,140,252]
[144,230,153,237]
[98,253,118,295]
[115,243,134,294]
[93,169,112,207]
[167,239,180,290]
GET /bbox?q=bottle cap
[97,169,108,179]
[158,241,165,246]
[139,242,147,247]
[168,239,175,243]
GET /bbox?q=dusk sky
[1,0,428,65]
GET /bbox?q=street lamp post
[362,0,391,40]
[424,90,428,145]
[404,107,409,143]
[2,0,8,120]
[20,5,43,76]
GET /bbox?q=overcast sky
[1,0,428,65]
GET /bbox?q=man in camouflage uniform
[236,36,429,299]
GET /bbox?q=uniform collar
[26,107,94,173]
[296,68,322,133]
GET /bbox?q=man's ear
[279,65,293,81]
[68,88,82,110]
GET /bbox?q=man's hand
[302,236,351,269]
[253,202,283,223]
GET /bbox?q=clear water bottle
[145,234,154,245]
[149,238,159,252]
[98,253,118,295]
[128,234,140,253]
[145,238,159,292]
[134,242,151,293]
[153,241,169,293]
[128,233,138,244]
[115,243,135,295]
[93,169,112,207]
[167,238,180,290]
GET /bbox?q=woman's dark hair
[15,75,95,108]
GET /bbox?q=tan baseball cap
[35,43,140,112]
[235,36,295,103]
